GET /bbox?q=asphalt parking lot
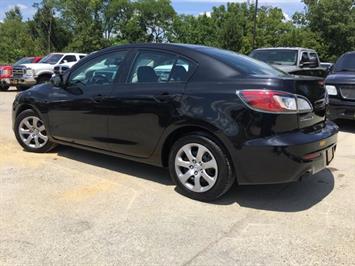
[1,88,355,265]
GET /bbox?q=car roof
[252,47,316,52]
[96,43,228,54]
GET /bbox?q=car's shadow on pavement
[56,146,334,212]
[56,146,172,186]
[216,169,334,212]
[334,119,355,133]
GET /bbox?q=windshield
[250,49,298,66]
[39,54,63,65]
[201,47,288,77]
[334,53,355,72]
[14,57,35,66]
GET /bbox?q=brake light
[3,69,11,76]
[237,90,313,114]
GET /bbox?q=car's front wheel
[15,109,56,153]
[169,133,235,201]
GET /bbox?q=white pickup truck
[11,52,87,90]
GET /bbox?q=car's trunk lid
[281,76,327,129]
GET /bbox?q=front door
[47,50,129,150]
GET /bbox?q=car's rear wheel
[15,109,56,153]
[169,133,235,201]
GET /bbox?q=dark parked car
[325,51,355,120]
[12,44,338,201]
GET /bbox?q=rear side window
[129,51,193,83]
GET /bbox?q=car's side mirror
[51,74,64,87]
[54,65,70,75]
[51,65,71,87]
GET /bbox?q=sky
[0,0,305,21]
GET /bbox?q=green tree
[303,0,355,61]
[29,0,72,53]
[0,7,41,63]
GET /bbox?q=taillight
[237,89,313,114]
[3,69,11,76]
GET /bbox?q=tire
[169,133,235,202]
[37,75,51,84]
[0,85,9,91]
[14,109,56,153]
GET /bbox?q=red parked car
[0,56,42,91]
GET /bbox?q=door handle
[93,94,105,103]
[155,92,171,102]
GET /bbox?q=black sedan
[325,51,355,120]
[12,44,338,201]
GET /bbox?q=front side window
[61,55,77,64]
[68,51,128,86]
[301,52,310,63]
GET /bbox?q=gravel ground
[1,88,355,265]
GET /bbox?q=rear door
[106,49,196,158]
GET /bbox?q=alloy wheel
[175,143,218,193]
[18,116,48,149]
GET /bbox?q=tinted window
[39,54,63,65]
[334,53,355,72]
[309,52,317,59]
[250,49,298,66]
[61,55,77,64]
[204,48,288,76]
[69,51,127,86]
[79,55,86,59]
[301,52,310,62]
[129,52,194,83]
[130,51,177,83]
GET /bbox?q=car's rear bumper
[234,120,338,185]
[328,97,355,120]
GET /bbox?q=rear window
[202,47,288,77]
[250,49,298,66]
[334,53,355,72]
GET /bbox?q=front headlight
[25,68,34,76]
[325,85,337,96]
